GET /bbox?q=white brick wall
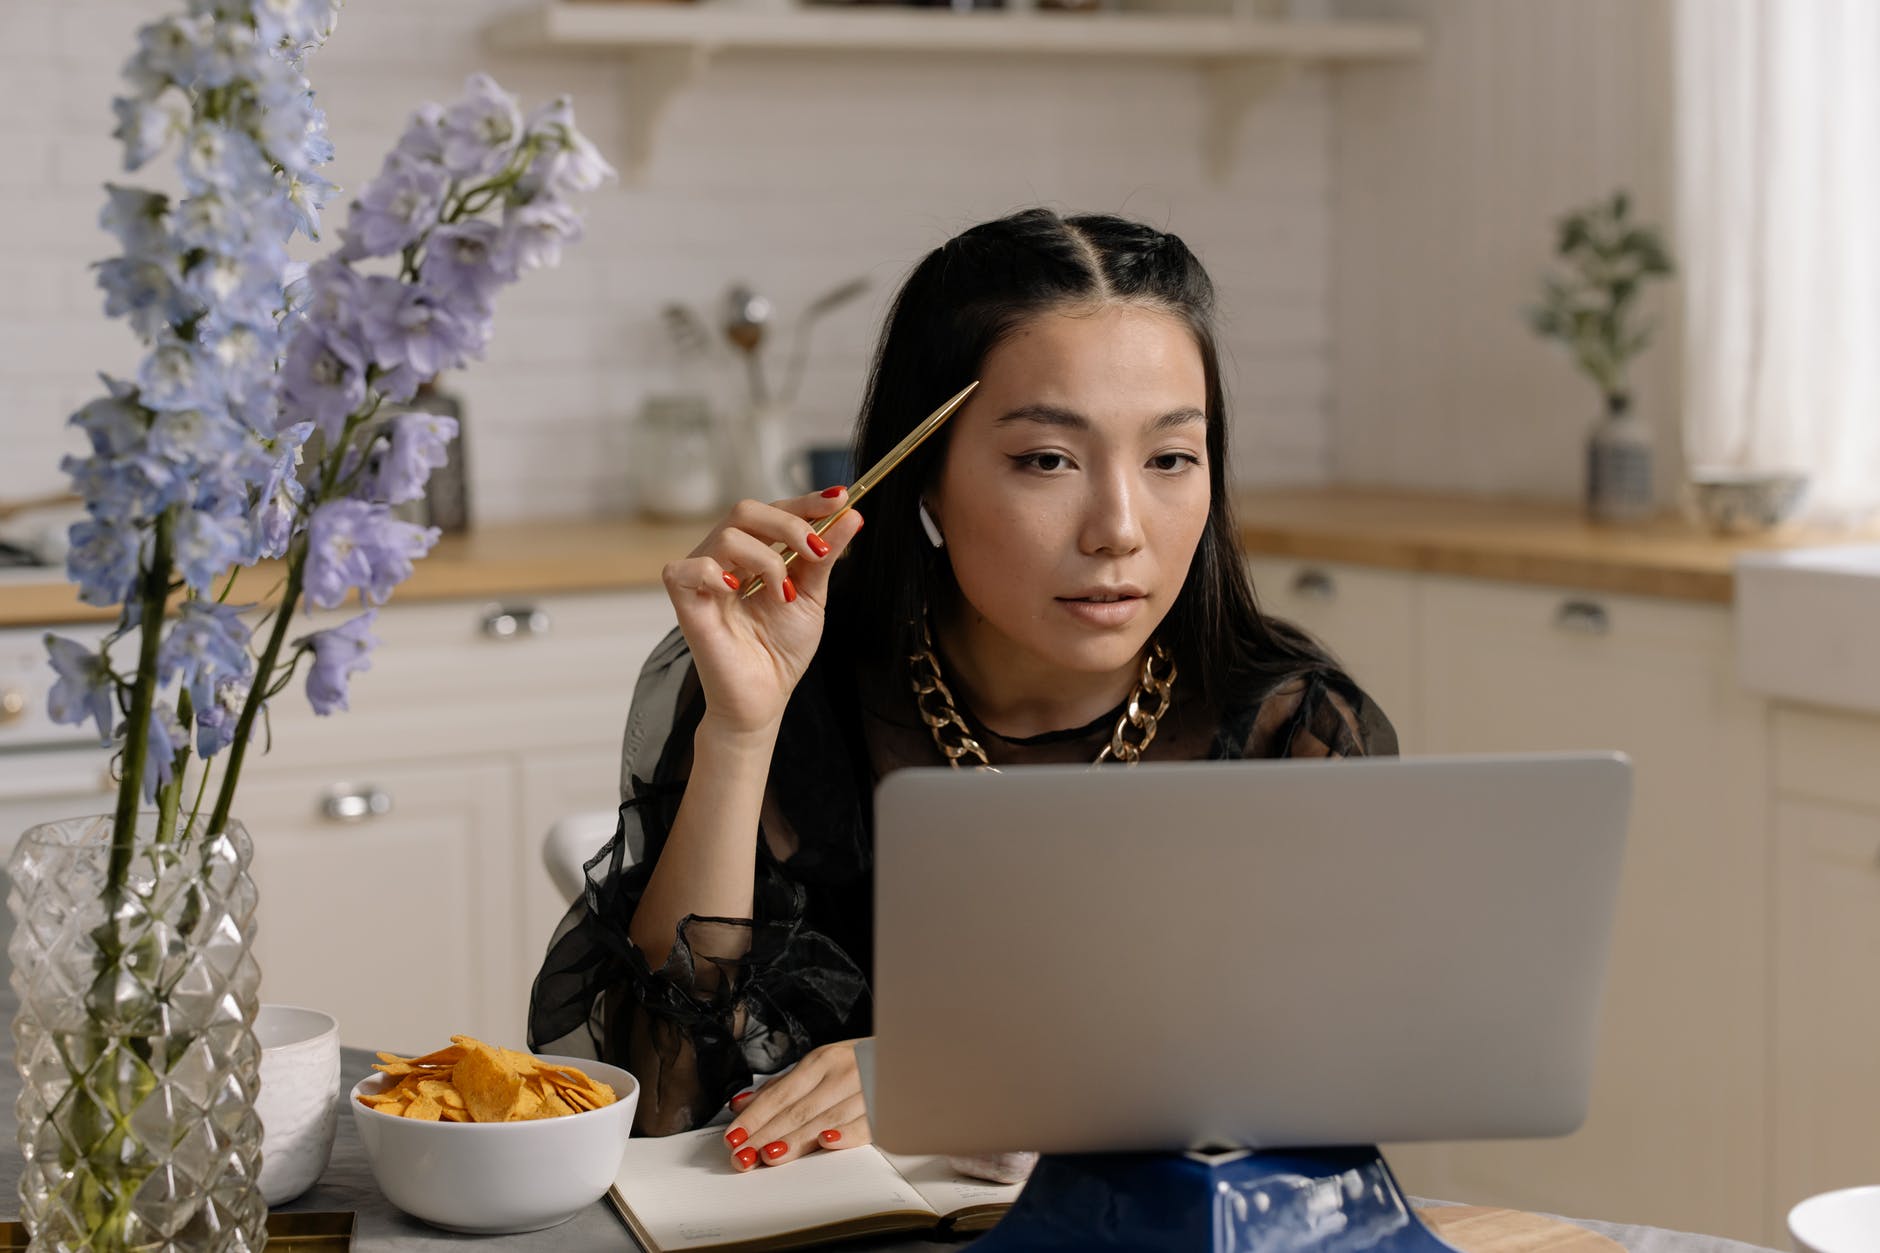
[0,0,1336,522]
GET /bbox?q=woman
[529,208,1396,1174]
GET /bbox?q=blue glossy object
[966,1145,1461,1253]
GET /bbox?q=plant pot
[7,815,266,1252]
[1586,407,1655,525]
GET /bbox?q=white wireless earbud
[918,500,945,549]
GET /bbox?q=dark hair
[824,207,1337,706]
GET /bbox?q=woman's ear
[917,499,946,549]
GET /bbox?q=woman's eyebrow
[993,404,1205,432]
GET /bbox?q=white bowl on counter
[349,1054,639,1234]
[1789,1185,1880,1253]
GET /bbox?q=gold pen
[740,380,979,601]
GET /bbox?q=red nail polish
[805,532,830,558]
[735,1147,759,1169]
[722,572,740,592]
[728,1091,753,1111]
[781,577,797,604]
[762,1140,788,1161]
[821,486,843,498]
[725,1127,748,1150]
[819,1129,841,1145]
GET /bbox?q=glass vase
[7,815,266,1252]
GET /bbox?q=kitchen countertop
[2,487,1870,628]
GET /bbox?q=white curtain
[1675,0,1880,525]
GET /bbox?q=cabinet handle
[481,605,550,640]
[320,785,392,823]
[1291,569,1336,601]
[1554,600,1611,636]
[0,688,24,725]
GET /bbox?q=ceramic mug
[256,1004,342,1206]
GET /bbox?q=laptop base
[964,1144,1460,1253]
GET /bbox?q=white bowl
[1790,1185,1880,1253]
[348,1053,639,1234]
[256,1004,340,1206]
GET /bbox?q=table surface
[0,896,1777,1252]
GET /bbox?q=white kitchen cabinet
[1407,577,1770,1243]
[1770,706,1880,1219]
[1243,557,1420,751]
[236,755,519,1054]
[231,589,676,1054]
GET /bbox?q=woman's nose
[1081,472,1146,556]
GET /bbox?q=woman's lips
[1055,595,1145,628]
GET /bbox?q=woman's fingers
[780,508,862,604]
[751,1091,870,1169]
[713,527,797,605]
[661,555,741,602]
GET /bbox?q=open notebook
[607,1125,1023,1252]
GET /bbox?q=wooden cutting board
[1417,1206,1626,1253]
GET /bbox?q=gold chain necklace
[908,615,1178,770]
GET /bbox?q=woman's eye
[1015,452,1071,473]
[1150,452,1202,472]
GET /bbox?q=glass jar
[629,394,724,519]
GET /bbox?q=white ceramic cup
[1789,1185,1880,1253]
[255,1004,341,1206]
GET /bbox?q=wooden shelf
[483,2,1426,178]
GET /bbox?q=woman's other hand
[720,1039,870,1171]
[662,488,862,735]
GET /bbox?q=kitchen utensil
[778,276,869,408]
[722,283,772,408]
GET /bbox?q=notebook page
[878,1153,1026,1219]
[613,1127,940,1250]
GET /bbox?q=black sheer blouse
[527,628,1397,1135]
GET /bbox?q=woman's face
[929,301,1213,679]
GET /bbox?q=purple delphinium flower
[100,185,171,255]
[280,322,366,437]
[420,220,511,310]
[360,412,457,505]
[338,153,448,260]
[96,257,195,342]
[111,94,188,170]
[441,73,522,180]
[70,391,150,459]
[157,598,253,712]
[357,281,476,379]
[194,674,251,756]
[45,636,117,744]
[254,421,312,557]
[137,340,223,415]
[65,517,145,607]
[141,701,187,801]
[303,499,439,609]
[298,610,377,715]
[499,199,583,274]
[518,96,616,199]
[171,508,249,590]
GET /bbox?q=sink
[1736,546,1880,714]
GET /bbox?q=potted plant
[14,4,609,1247]
[1526,190,1675,524]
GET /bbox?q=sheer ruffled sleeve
[1225,668,1399,760]
[527,629,868,1135]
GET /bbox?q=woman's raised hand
[721,1039,870,1171]
[661,488,862,735]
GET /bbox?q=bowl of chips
[349,1035,638,1234]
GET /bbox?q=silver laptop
[865,753,1631,1156]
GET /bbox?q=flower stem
[207,549,303,836]
[108,512,174,900]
